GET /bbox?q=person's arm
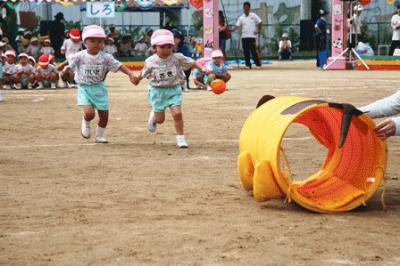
[315,20,321,34]
[360,91,400,139]
[359,91,400,118]
[193,61,209,75]
[56,60,69,71]
[231,17,242,32]
[118,64,136,85]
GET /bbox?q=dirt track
[0,61,399,265]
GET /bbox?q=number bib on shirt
[154,66,177,81]
[82,64,103,78]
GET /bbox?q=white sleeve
[279,41,283,49]
[254,13,262,24]
[288,40,292,48]
[359,91,400,118]
[235,16,242,27]
[391,16,399,30]
[61,40,67,51]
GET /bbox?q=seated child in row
[36,53,59,89]
[3,50,18,89]
[15,53,36,89]
[194,50,230,90]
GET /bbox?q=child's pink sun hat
[151,29,175,46]
[5,50,16,57]
[211,50,224,58]
[82,25,107,42]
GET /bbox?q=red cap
[39,53,50,68]
[69,28,81,42]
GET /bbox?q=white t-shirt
[142,53,194,87]
[235,12,262,39]
[391,14,400,41]
[61,39,83,60]
[279,40,292,50]
[349,14,362,35]
[40,46,55,55]
[4,62,17,75]
[68,50,121,85]
[37,64,57,77]
[16,64,36,74]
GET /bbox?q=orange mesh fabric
[292,107,382,210]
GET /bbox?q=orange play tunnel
[238,96,387,213]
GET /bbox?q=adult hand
[375,119,396,140]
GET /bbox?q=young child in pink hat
[194,49,230,91]
[58,25,136,143]
[15,53,36,89]
[133,29,208,148]
[3,50,18,90]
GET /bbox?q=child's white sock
[96,126,105,137]
[95,126,108,143]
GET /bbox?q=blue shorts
[77,82,109,111]
[148,85,182,112]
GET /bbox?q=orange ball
[210,79,226,95]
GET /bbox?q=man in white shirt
[348,4,363,48]
[231,2,262,69]
[390,4,400,56]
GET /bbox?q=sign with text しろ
[86,2,115,18]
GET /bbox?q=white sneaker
[176,135,188,148]
[28,83,33,89]
[63,81,69,88]
[147,111,157,132]
[95,136,108,143]
[15,84,21,90]
[81,119,91,138]
[69,83,77,88]
[51,83,56,89]
[36,83,44,90]
[6,85,12,90]
[0,93,3,102]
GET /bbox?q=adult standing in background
[219,10,228,59]
[49,12,65,58]
[231,2,262,69]
[389,4,400,56]
[314,9,328,67]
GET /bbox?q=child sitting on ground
[36,54,58,89]
[3,50,18,89]
[133,29,208,148]
[194,50,230,90]
[57,25,136,143]
[15,53,36,89]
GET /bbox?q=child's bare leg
[154,112,165,124]
[81,105,95,139]
[97,110,109,128]
[170,106,183,135]
[83,106,95,122]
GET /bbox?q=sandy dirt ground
[0,61,399,265]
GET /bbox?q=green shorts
[148,85,182,112]
[77,82,109,111]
